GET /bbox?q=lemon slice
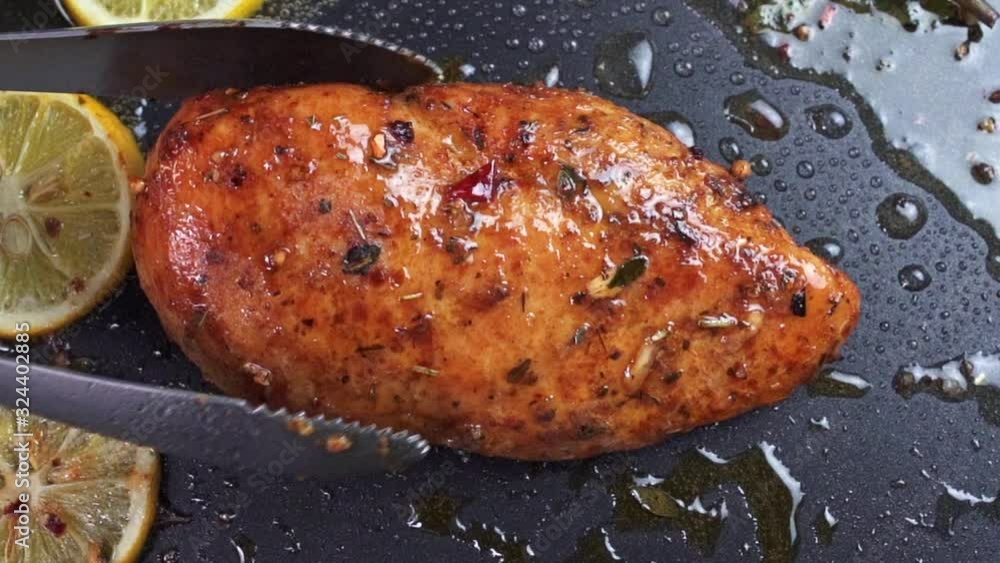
[0,93,142,338]
[0,409,160,563]
[62,0,265,26]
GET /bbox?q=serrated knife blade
[0,357,429,479]
[0,19,442,97]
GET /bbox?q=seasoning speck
[698,314,738,329]
[955,41,970,61]
[588,255,649,298]
[571,324,591,346]
[43,513,66,537]
[412,365,440,377]
[325,434,353,453]
[506,359,537,385]
[264,248,289,271]
[343,243,381,275]
[242,362,272,386]
[44,217,62,238]
[971,162,996,185]
[557,164,586,199]
[791,290,807,317]
[288,417,315,437]
[389,120,415,144]
[978,117,997,134]
[731,159,752,180]
[370,132,388,160]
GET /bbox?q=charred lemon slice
[0,409,160,562]
[62,0,264,25]
[0,92,142,338]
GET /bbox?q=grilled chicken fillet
[133,83,860,460]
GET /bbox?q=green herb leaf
[631,487,681,518]
[608,255,649,289]
[557,164,587,199]
[506,359,537,384]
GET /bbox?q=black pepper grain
[792,290,807,317]
[972,162,996,185]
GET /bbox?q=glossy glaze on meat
[133,83,860,460]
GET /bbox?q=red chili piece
[447,161,500,204]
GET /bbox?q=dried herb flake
[631,487,681,518]
[506,359,537,385]
[557,164,587,199]
[608,255,649,289]
[343,243,381,275]
[571,324,591,346]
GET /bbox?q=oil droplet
[718,137,742,162]
[876,193,927,240]
[795,160,815,179]
[216,507,238,525]
[804,104,853,139]
[652,7,672,26]
[594,31,655,99]
[894,352,1000,426]
[673,61,694,77]
[898,264,931,292]
[813,506,838,545]
[929,483,998,537]
[644,111,695,148]
[407,494,533,561]
[808,369,871,398]
[230,533,257,563]
[612,443,802,560]
[565,527,623,562]
[805,237,844,264]
[538,63,560,87]
[724,90,789,141]
[750,154,772,176]
[761,1,1000,239]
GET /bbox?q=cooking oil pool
[612,442,803,562]
[894,351,1000,426]
[760,0,1000,264]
